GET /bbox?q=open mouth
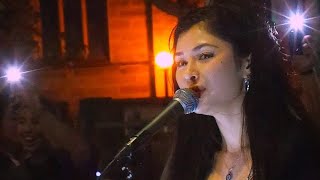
[21,134,40,145]
[190,85,206,98]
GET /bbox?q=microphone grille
[173,88,199,114]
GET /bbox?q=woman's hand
[291,35,318,74]
[291,35,320,123]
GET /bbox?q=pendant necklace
[226,167,234,180]
[225,156,253,180]
[224,153,242,180]
[226,167,253,180]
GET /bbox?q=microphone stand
[98,100,183,179]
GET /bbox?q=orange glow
[154,51,174,97]
[155,51,173,69]
[152,5,177,98]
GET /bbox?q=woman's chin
[22,140,42,152]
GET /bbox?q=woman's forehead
[175,23,230,53]
[8,93,41,115]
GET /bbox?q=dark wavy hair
[162,1,319,180]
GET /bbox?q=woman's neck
[216,113,245,152]
[209,93,248,152]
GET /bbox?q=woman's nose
[184,73,199,82]
[184,63,199,83]
[23,122,33,132]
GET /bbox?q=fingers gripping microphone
[99,88,199,178]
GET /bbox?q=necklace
[226,167,253,180]
[247,168,253,180]
[224,153,242,180]
[225,168,234,180]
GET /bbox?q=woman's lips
[189,86,205,98]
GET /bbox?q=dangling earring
[244,53,252,92]
[244,77,250,92]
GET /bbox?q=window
[39,0,60,59]
[86,0,110,61]
[64,0,83,59]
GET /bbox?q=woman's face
[175,22,248,115]
[10,93,43,152]
[15,107,42,152]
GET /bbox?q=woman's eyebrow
[174,52,184,57]
[192,43,218,52]
[175,43,218,57]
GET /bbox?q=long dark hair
[163,1,317,180]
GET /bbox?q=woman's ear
[241,53,252,78]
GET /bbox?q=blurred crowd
[0,86,97,180]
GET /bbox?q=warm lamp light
[155,52,173,69]
[155,51,173,98]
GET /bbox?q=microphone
[99,88,199,178]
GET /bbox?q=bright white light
[5,66,22,82]
[155,51,173,69]
[96,171,101,177]
[289,13,305,31]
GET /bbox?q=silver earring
[244,78,250,92]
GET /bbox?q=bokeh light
[96,171,101,177]
[155,52,173,69]
[5,66,22,83]
[289,13,305,31]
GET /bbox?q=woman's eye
[175,60,187,68]
[17,119,26,124]
[199,53,214,60]
[31,118,39,125]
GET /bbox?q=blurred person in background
[0,85,97,180]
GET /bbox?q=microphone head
[173,88,199,114]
